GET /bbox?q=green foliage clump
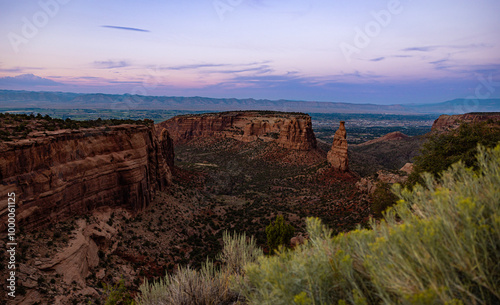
[265,215,295,253]
[236,145,500,304]
[104,278,136,305]
[370,181,398,218]
[135,231,262,305]
[408,121,500,186]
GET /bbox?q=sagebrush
[236,145,500,304]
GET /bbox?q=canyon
[0,124,174,232]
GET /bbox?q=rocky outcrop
[156,111,317,151]
[357,131,409,146]
[431,113,500,133]
[0,124,174,231]
[327,121,348,171]
[356,169,409,194]
[160,128,175,168]
[400,163,414,174]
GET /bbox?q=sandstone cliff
[327,121,349,172]
[0,124,174,231]
[156,111,317,151]
[431,113,500,132]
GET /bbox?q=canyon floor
[5,137,377,304]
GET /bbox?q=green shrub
[135,231,262,305]
[104,278,135,305]
[370,181,398,218]
[236,144,500,304]
[408,121,500,186]
[266,215,295,253]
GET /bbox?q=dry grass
[135,231,262,305]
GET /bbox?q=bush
[370,181,398,218]
[104,278,135,305]
[408,121,500,186]
[265,215,295,253]
[135,231,262,305]
[236,144,500,304]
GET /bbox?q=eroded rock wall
[156,111,317,151]
[0,124,174,231]
[431,113,500,133]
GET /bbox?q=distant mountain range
[0,89,499,114]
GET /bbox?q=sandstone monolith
[327,121,348,171]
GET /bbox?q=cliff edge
[156,111,318,151]
[431,112,500,133]
[0,124,174,231]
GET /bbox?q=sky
[0,0,499,105]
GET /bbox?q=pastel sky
[0,0,499,104]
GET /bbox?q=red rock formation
[400,163,414,174]
[0,124,174,231]
[431,113,500,133]
[327,121,348,172]
[160,128,175,168]
[156,111,317,151]
[357,131,409,146]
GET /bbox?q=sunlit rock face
[157,111,318,151]
[327,121,348,172]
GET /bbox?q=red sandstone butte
[156,111,318,151]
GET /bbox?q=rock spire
[327,121,348,172]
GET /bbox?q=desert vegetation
[134,144,500,304]
[136,231,262,305]
[408,120,500,186]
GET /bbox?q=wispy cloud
[370,57,385,62]
[0,67,26,73]
[166,63,231,71]
[402,43,491,52]
[429,59,448,65]
[402,46,439,52]
[93,60,130,69]
[0,66,45,73]
[205,65,273,75]
[163,61,272,72]
[101,25,150,32]
[0,74,63,86]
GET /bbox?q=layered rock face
[0,124,174,231]
[327,121,349,171]
[431,113,500,132]
[157,111,317,151]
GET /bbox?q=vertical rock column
[327,121,348,172]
